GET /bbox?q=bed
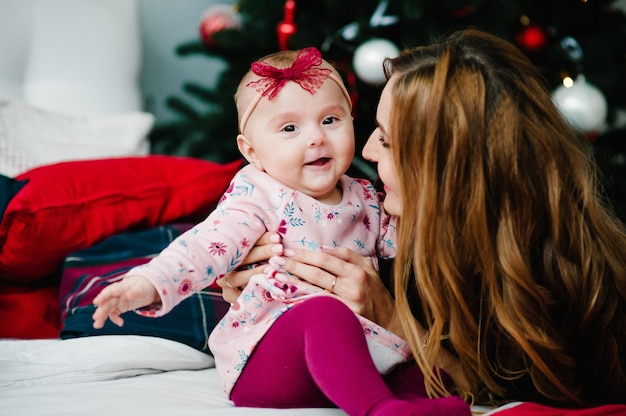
[0,144,486,416]
[3,115,625,416]
[0,335,347,416]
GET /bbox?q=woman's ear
[237,134,262,170]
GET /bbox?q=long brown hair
[387,29,626,407]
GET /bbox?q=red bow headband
[239,47,352,133]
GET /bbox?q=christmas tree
[150,0,626,219]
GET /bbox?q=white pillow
[23,0,142,116]
[0,336,214,388]
[0,100,153,177]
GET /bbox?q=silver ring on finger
[225,274,233,288]
[325,276,337,294]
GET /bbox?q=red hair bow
[246,47,332,100]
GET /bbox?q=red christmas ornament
[516,24,548,52]
[277,0,297,51]
[199,5,242,48]
[452,5,474,18]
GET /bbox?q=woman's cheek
[382,169,403,215]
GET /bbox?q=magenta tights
[230,296,471,416]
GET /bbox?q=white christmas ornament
[353,38,400,85]
[552,75,607,133]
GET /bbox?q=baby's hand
[91,275,159,329]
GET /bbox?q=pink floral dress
[129,164,411,396]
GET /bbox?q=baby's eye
[282,124,296,132]
[322,116,338,125]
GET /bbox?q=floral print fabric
[128,164,410,395]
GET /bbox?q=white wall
[138,0,235,125]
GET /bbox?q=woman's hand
[274,246,400,333]
[221,233,402,336]
[217,232,285,303]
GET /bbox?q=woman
[222,29,626,408]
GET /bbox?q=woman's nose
[362,132,378,162]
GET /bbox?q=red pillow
[0,156,243,282]
[0,280,61,339]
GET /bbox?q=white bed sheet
[0,335,344,416]
[0,335,502,415]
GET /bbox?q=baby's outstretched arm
[92,275,159,329]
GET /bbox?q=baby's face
[243,77,354,202]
